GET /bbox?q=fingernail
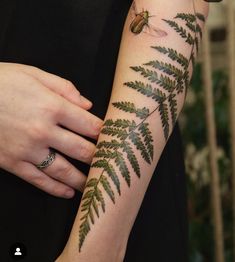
[80,95,92,107]
[65,189,74,198]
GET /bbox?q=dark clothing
[0,1,188,261]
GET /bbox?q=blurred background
[180,1,235,261]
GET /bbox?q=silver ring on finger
[35,148,56,170]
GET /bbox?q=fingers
[19,64,92,110]
[29,148,87,193]
[50,127,96,164]
[40,153,87,192]
[58,100,103,139]
[15,161,75,199]
[8,63,103,140]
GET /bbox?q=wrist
[57,233,128,262]
[56,248,126,262]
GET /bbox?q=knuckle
[28,122,49,142]
[42,98,64,120]
[65,80,78,93]
[56,164,74,179]
[37,95,62,120]
[51,100,63,119]
[27,65,38,73]
[78,142,94,161]
[16,140,29,158]
[32,175,46,189]
[91,120,103,136]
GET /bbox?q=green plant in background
[180,63,232,262]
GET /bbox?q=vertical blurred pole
[227,0,235,260]
[202,26,225,262]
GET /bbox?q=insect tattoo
[78,7,206,252]
[130,1,167,37]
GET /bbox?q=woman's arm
[57,0,208,261]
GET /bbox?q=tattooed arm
[56,0,208,261]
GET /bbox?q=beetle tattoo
[130,1,167,37]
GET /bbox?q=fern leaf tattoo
[78,9,205,251]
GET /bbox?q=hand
[0,62,103,198]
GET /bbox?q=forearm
[57,0,208,261]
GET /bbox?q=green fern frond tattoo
[78,10,205,251]
[124,81,167,101]
[151,46,189,70]
[112,102,150,119]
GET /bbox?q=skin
[55,0,209,261]
[0,63,103,198]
